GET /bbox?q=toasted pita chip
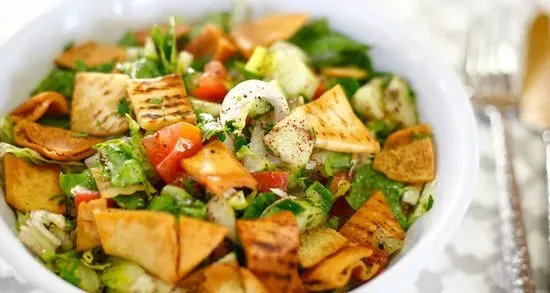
[301,85,380,154]
[339,191,405,250]
[127,74,196,131]
[361,243,389,280]
[373,138,435,183]
[236,211,304,293]
[71,72,130,136]
[133,23,191,46]
[383,124,432,149]
[301,246,373,291]
[321,67,368,80]
[240,268,269,293]
[4,154,65,213]
[76,198,108,251]
[13,120,103,161]
[185,24,237,62]
[178,263,245,293]
[55,41,125,69]
[178,217,229,278]
[9,92,69,123]
[298,228,347,269]
[94,210,179,283]
[231,13,309,58]
[181,141,257,195]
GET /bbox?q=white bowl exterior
[0,0,478,292]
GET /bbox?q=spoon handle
[486,106,536,293]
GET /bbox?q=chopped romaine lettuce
[346,163,407,229]
[197,113,226,141]
[47,251,102,293]
[36,116,71,129]
[113,194,146,210]
[242,192,277,219]
[323,152,352,176]
[147,185,206,219]
[18,210,71,260]
[0,117,14,144]
[100,257,169,293]
[327,78,360,100]
[59,169,98,196]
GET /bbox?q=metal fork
[464,14,536,293]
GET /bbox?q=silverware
[464,15,536,293]
[519,12,550,246]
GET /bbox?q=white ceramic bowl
[0,0,478,292]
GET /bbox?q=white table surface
[0,0,549,293]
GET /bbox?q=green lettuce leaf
[36,116,71,129]
[59,169,98,196]
[147,185,206,219]
[113,194,146,210]
[0,117,14,144]
[118,31,139,47]
[242,192,277,219]
[346,163,407,228]
[0,142,84,167]
[33,68,75,98]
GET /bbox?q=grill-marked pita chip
[127,74,196,131]
[13,120,103,161]
[301,85,380,154]
[231,13,309,58]
[298,228,347,269]
[181,141,257,195]
[55,41,125,69]
[178,263,245,293]
[71,72,130,136]
[4,154,65,213]
[178,216,229,278]
[9,92,69,123]
[236,211,305,293]
[300,246,373,291]
[339,191,405,248]
[383,124,432,149]
[76,198,108,251]
[373,137,435,183]
[94,210,179,283]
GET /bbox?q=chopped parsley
[116,98,131,116]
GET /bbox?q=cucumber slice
[245,46,269,75]
[352,77,385,120]
[384,76,418,127]
[268,49,319,99]
[270,41,309,63]
[190,98,221,116]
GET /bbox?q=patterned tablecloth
[0,0,549,292]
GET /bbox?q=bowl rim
[0,0,479,292]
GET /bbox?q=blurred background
[0,0,549,293]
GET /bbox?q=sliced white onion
[220,80,289,133]
[270,188,288,198]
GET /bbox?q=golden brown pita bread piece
[239,268,269,293]
[301,85,380,154]
[94,210,179,284]
[71,72,130,136]
[373,137,435,183]
[13,120,103,161]
[9,92,69,123]
[236,211,305,293]
[178,216,229,278]
[339,191,405,249]
[186,24,237,62]
[298,228,347,269]
[300,246,373,291]
[231,13,309,58]
[127,74,196,131]
[76,198,108,251]
[181,141,257,195]
[361,243,389,280]
[178,263,245,293]
[3,154,65,213]
[55,41,126,69]
[133,23,191,46]
[383,123,432,149]
[321,67,368,80]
